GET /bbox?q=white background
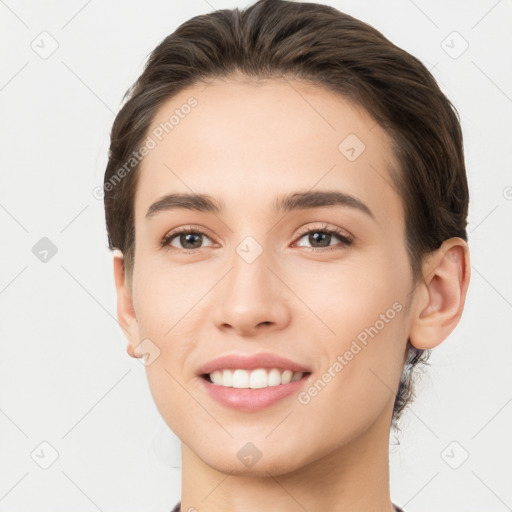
[0,1,511,511]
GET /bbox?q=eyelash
[161,224,353,254]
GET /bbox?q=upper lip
[198,352,311,375]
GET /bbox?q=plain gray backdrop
[1,0,511,511]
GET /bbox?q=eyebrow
[146,190,374,219]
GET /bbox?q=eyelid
[161,225,217,248]
[291,223,354,253]
[293,223,353,242]
[161,222,354,252]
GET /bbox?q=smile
[204,368,308,388]
[197,352,312,410]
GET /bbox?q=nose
[213,246,291,337]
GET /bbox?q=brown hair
[103,0,469,428]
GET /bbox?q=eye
[161,223,353,254]
[161,226,214,252]
[294,224,353,252]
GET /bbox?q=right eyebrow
[146,193,223,218]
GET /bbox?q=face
[125,78,416,475]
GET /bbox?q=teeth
[233,369,249,388]
[281,369,293,384]
[268,368,282,386]
[249,368,267,389]
[291,371,303,382]
[208,368,304,388]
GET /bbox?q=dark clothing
[171,502,405,511]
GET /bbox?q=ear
[113,250,142,359]
[409,237,471,350]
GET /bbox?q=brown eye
[294,225,353,252]
[162,228,213,251]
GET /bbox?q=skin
[113,77,470,512]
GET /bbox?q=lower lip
[199,374,311,411]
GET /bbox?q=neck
[179,406,396,512]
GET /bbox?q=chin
[200,448,307,477]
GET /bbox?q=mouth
[196,352,312,411]
[198,368,312,411]
[201,368,311,389]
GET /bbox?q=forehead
[134,77,402,223]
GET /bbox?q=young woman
[102,1,470,510]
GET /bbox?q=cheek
[292,278,408,453]
[289,249,408,338]
[292,255,409,400]
[131,259,205,338]
[132,267,201,433]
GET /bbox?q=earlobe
[409,237,471,350]
[113,251,141,359]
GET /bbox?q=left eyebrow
[145,190,374,219]
[272,190,374,218]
